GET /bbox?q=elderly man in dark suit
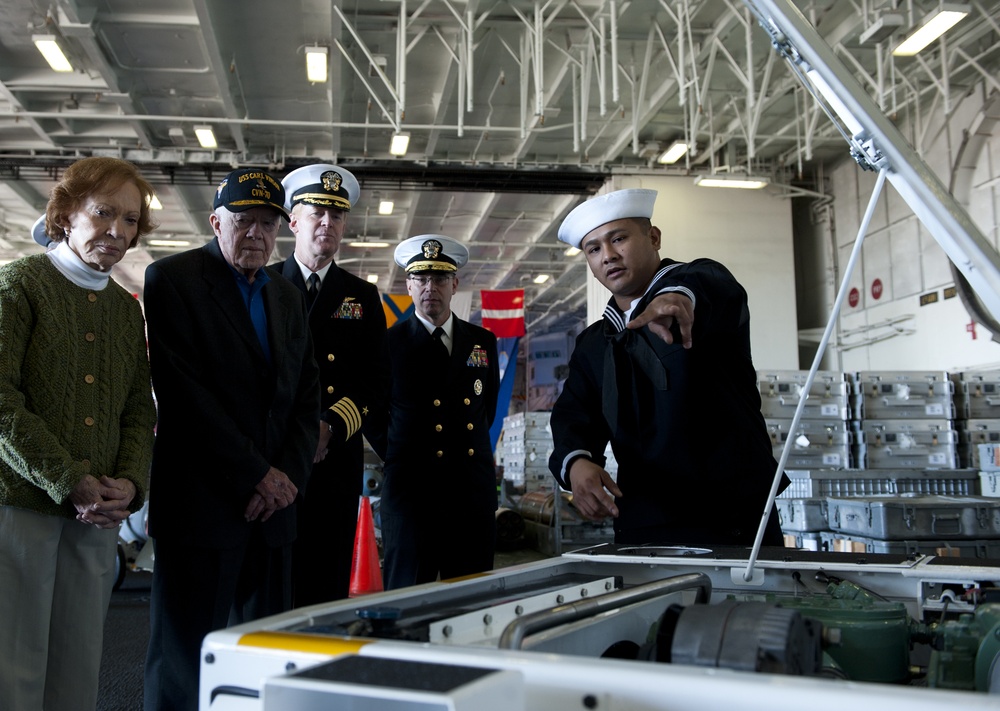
[276,163,388,605]
[368,234,500,590]
[142,168,320,711]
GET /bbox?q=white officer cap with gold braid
[557,188,657,250]
[394,234,469,274]
[281,164,361,213]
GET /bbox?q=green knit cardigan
[0,254,156,519]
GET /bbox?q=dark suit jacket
[276,256,388,470]
[371,314,499,516]
[144,239,320,548]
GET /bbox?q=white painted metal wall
[824,79,1000,373]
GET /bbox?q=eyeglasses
[408,274,453,287]
[229,213,280,234]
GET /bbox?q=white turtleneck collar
[46,240,113,291]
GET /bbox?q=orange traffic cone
[349,496,383,597]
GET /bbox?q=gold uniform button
[85,333,96,342]
[464,398,471,405]
[436,450,444,458]
[433,399,441,407]
[327,354,335,362]
[326,386,335,394]
[467,449,475,456]
[84,417,95,426]
[84,374,95,384]
[81,459,90,467]
[435,424,443,432]
[87,293,97,303]
[466,423,474,431]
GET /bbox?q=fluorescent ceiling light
[892,3,969,57]
[147,239,191,248]
[565,246,581,257]
[148,195,162,210]
[378,200,394,215]
[389,132,410,156]
[33,35,73,72]
[194,125,217,149]
[694,175,769,190]
[657,141,689,165]
[533,274,550,284]
[347,239,391,248]
[305,46,328,83]
[366,274,379,284]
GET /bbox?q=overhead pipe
[534,2,544,119]
[458,43,466,137]
[598,16,607,116]
[572,63,580,153]
[580,40,592,143]
[398,0,407,120]
[610,0,620,103]
[467,8,475,112]
[520,31,530,139]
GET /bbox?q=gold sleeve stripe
[330,398,362,439]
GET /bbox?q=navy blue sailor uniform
[373,315,500,589]
[549,257,786,547]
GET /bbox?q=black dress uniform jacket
[374,315,499,513]
[368,314,500,587]
[277,256,388,603]
[549,257,785,546]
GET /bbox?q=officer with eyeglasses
[367,234,500,589]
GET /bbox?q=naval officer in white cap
[366,234,500,590]
[276,164,389,605]
[548,188,786,547]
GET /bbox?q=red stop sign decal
[871,278,883,300]
[848,287,859,307]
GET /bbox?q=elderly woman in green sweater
[0,156,158,711]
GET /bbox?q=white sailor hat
[281,164,360,213]
[557,188,658,249]
[32,215,53,248]
[394,234,469,274]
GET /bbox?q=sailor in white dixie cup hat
[557,188,657,250]
[367,232,499,591]
[274,163,390,607]
[547,186,788,549]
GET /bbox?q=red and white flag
[481,289,525,337]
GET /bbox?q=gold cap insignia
[422,239,443,259]
[321,171,342,192]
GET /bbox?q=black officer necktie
[432,326,449,360]
[306,273,320,308]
